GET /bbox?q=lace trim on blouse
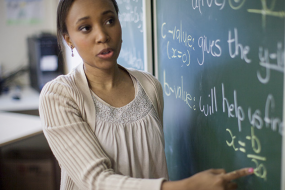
[90,76,153,124]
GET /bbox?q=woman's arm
[39,80,164,190]
[161,168,253,190]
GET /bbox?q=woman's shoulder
[127,68,154,78]
[127,68,161,87]
[40,70,79,98]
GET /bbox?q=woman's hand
[161,167,254,190]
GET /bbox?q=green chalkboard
[154,0,284,189]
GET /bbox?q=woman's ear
[63,34,73,47]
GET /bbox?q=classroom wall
[0,0,58,85]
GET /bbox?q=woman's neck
[83,63,122,90]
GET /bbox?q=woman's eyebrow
[75,10,114,24]
[76,16,90,24]
[101,10,115,16]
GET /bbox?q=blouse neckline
[90,74,138,109]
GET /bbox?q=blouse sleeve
[39,80,165,190]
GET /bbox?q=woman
[39,0,254,189]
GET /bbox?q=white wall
[0,0,58,85]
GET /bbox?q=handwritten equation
[226,127,267,180]
[161,22,224,66]
[162,22,194,67]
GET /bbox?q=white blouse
[91,76,168,179]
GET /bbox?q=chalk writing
[167,41,191,67]
[228,0,246,10]
[163,70,196,110]
[156,1,284,188]
[161,22,195,49]
[161,22,223,66]
[167,21,195,48]
[257,42,284,84]
[199,87,218,116]
[162,22,195,67]
[222,83,283,134]
[248,0,285,28]
[222,83,245,132]
[162,80,283,135]
[197,35,222,65]
[248,107,263,130]
[226,127,267,180]
[263,94,283,134]
[227,28,251,64]
[192,0,226,14]
[226,128,238,151]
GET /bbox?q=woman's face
[64,0,122,70]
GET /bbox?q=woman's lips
[97,48,114,59]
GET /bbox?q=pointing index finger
[223,168,254,181]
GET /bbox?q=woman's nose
[95,27,109,43]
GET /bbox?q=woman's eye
[106,18,114,25]
[79,26,91,32]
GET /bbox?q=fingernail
[248,168,254,173]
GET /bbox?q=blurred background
[0,0,62,189]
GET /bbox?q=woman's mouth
[97,48,114,59]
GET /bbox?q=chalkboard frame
[142,0,153,74]
[281,59,285,190]
[152,0,285,189]
[153,0,159,78]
